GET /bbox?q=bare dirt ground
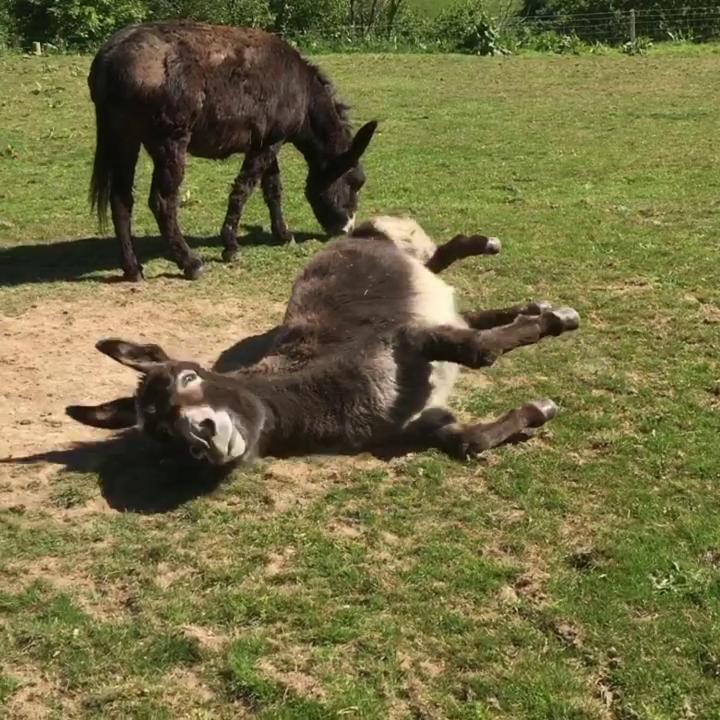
[0,289,282,512]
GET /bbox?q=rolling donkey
[67,216,580,465]
[89,22,377,281]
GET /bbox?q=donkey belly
[188,120,254,159]
[407,258,466,414]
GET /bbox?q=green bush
[0,0,15,47]
[10,0,147,49]
[270,0,346,33]
[146,0,273,28]
[435,0,507,55]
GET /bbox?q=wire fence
[501,7,720,44]
[285,7,720,50]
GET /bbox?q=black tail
[89,103,111,231]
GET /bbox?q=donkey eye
[179,370,199,388]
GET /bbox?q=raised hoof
[543,306,580,335]
[526,300,553,315]
[484,237,502,254]
[183,258,204,281]
[550,307,580,332]
[221,247,239,263]
[525,398,558,427]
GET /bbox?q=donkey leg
[109,135,142,281]
[426,233,502,274]
[146,136,203,280]
[461,400,558,455]
[462,301,552,330]
[406,401,557,458]
[400,308,579,369]
[220,146,278,262]
[261,156,294,245]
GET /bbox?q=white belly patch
[407,258,467,416]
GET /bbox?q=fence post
[629,9,636,43]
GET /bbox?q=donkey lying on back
[67,217,580,464]
[89,22,377,281]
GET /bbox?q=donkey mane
[312,63,352,126]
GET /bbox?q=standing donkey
[89,22,377,281]
[67,216,580,465]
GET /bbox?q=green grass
[1,45,720,718]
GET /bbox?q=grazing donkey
[89,22,377,281]
[67,216,580,465]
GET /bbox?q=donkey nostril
[199,418,216,437]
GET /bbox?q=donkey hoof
[526,300,552,315]
[183,259,204,280]
[526,398,558,427]
[122,267,144,282]
[484,237,502,254]
[549,307,580,332]
[221,248,239,263]
[272,226,295,245]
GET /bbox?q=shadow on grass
[0,329,279,513]
[1,434,229,513]
[0,225,322,286]
[212,326,282,373]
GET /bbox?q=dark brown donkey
[68,216,580,466]
[89,21,378,281]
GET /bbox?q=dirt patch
[181,624,228,653]
[256,659,326,702]
[0,296,276,512]
[163,667,216,706]
[258,455,385,514]
[0,557,141,622]
[326,518,364,539]
[1,557,93,595]
[1,664,79,720]
[264,547,297,578]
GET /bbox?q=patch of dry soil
[0,295,275,511]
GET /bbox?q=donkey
[67,216,580,465]
[89,21,377,281]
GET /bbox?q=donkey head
[66,340,265,465]
[305,120,377,236]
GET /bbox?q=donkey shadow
[2,328,278,513]
[1,436,229,514]
[0,225,321,287]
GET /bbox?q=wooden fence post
[629,9,636,43]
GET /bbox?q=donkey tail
[89,102,111,231]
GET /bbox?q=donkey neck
[292,79,352,169]
[242,350,378,457]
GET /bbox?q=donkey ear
[66,397,137,429]
[96,338,170,374]
[326,120,378,183]
[349,120,378,161]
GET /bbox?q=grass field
[1,46,720,719]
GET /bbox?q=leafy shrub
[10,0,147,49]
[146,0,273,27]
[435,0,508,55]
[523,29,588,53]
[270,0,346,34]
[622,35,653,53]
[0,0,16,47]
